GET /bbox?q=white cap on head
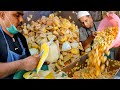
[77,11,90,19]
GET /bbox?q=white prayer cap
[77,11,90,19]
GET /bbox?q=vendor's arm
[81,34,94,50]
[0,55,40,78]
[81,31,97,50]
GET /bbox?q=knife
[56,54,88,77]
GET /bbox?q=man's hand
[22,54,40,71]
[92,31,97,37]
[0,54,40,78]
[106,11,115,19]
[106,11,115,17]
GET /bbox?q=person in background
[0,11,40,79]
[77,11,99,52]
[77,11,115,60]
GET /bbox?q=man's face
[78,15,93,29]
[3,11,24,30]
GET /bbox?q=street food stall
[13,11,120,79]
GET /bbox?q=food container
[97,13,120,49]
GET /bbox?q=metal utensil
[57,54,88,77]
[113,68,120,79]
[39,50,44,57]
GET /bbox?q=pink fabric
[97,13,120,49]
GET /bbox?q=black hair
[17,11,24,16]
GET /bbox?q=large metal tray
[61,54,120,78]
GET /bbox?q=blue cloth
[0,27,27,79]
